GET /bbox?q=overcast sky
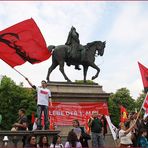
[0,1,148,99]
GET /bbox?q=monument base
[47,82,110,134]
[46,82,115,147]
[48,81,110,102]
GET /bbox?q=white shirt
[50,143,64,148]
[65,141,82,148]
[37,87,51,106]
[73,127,82,139]
[119,129,133,145]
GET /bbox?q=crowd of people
[24,134,63,148]
[11,107,108,148]
[117,112,148,147]
[10,79,148,148]
[11,108,148,148]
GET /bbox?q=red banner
[48,102,109,126]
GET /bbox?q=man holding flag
[0,18,53,130]
[26,78,51,130]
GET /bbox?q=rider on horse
[65,26,82,70]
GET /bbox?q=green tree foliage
[135,90,146,113]
[108,88,136,127]
[0,76,36,130]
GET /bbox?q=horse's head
[96,41,106,56]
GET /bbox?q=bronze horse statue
[46,41,106,83]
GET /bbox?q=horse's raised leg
[46,62,58,82]
[59,62,71,82]
[89,63,100,80]
[83,65,88,83]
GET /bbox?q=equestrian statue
[46,26,106,83]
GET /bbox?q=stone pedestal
[47,81,110,102]
[46,82,115,147]
[47,82,110,136]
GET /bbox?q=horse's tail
[48,45,55,53]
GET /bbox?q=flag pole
[138,92,148,115]
[139,92,148,112]
[13,67,26,79]
[133,92,148,123]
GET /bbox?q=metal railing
[0,130,60,148]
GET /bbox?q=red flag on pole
[120,105,128,123]
[138,62,148,93]
[142,93,148,114]
[0,18,51,67]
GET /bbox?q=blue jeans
[92,132,104,148]
[37,105,49,130]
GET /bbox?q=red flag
[0,18,51,67]
[85,116,90,134]
[49,117,55,130]
[31,112,35,124]
[142,93,148,113]
[138,62,148,93]
[120,105,128,123]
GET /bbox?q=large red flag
[0,18,51,67]
[138,62,148,93]
[120,105,128,123]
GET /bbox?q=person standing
[72,119,82,140]
[25,78,51,130]
[88,112,104,148]
[72,119,89,148]
[12,108,28,147]
[101,115,108,139]
[118,121,134,147]
[12,108,28,130]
